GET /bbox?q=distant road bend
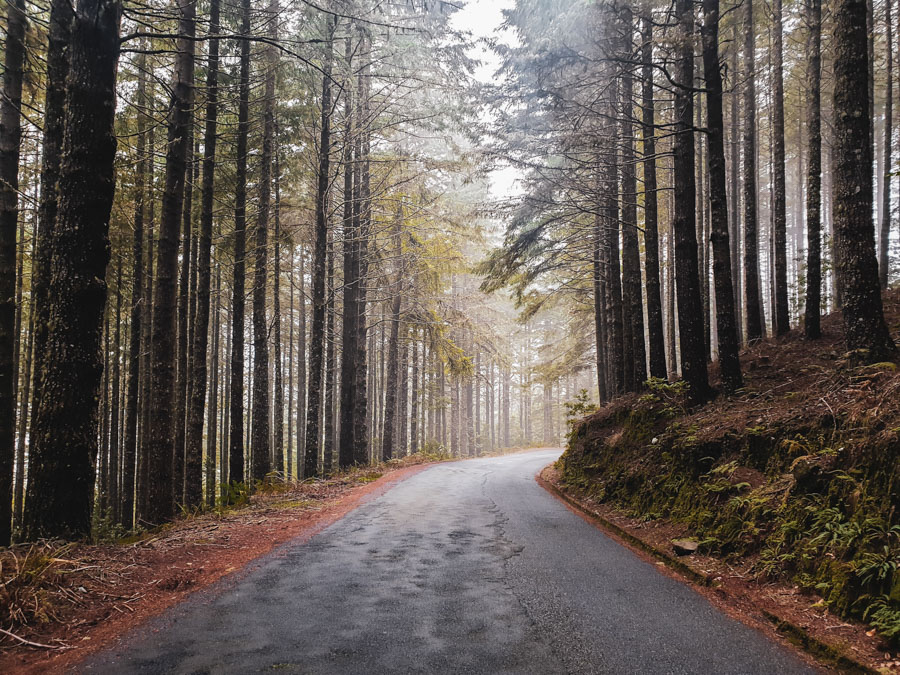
[85,449,816,674]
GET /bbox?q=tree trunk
[729,24,743,345]
[772,0,790,335]
[702,0,742,392]
[878,0,893,286]
[207,266,221,505]
[228,0,252,489]
[673,0,710,404]
[145,0,195,524]
[831,0,897,361]
[109,261,122,521]
[186,0,220,508]
[23,0,121,539]
[382,215,403,461]
[251,0,278,483]
[174,133,193,503]
[640,16,666,381]
[323,235,335,472]
[804,0,823,339]
[353,36,371,467]
[28,0,72,495]
[620,13,646,391]
[742,0,764,342]
[305,19,335,477]
[0,0,27,545]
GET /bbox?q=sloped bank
[559,297,900,660]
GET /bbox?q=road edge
[536,465,879,675]
[7,462,433,675]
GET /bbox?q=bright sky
[449,0,523,200]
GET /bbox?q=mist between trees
[0,0,896,545]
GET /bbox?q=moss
[561,403,900,644]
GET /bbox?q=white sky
[449,0,523,200]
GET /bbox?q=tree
[701,0,742,392]
[0,0,27,545]
[771,0,790,335]
[804,0,823,339]
[304,16,336,478]
[673,0,710,404]
[185,0,222,509]
[145,0,196,524]
[878,0,893,286]
[640,14,667,382]
[743,0,764,342]
[251,0,277,482]
[23,0,122,539]
[831,0,896,361]
[229,0,252,489]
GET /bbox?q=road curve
[82,450,816,674]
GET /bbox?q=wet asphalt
[81,449,817,674]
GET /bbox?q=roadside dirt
[539,465,899,674]
[0,457,432,674]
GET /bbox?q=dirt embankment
[557,290,900,672]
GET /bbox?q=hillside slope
[560,291,900,651]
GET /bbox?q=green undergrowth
[560,379,900,648]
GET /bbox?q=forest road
[81,449,817,674]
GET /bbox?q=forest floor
[0,455,444,674]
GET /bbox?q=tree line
[482,0,897,406]
[0,0,559,547]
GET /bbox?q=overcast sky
[449,0,522,199]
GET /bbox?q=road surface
[83,449,816,674]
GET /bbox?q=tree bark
[23,0,121,540]
[772,0,790,335]
[640,17,667,381]
[742,0,764,342]
[804,0,823,339]
[702,0,743,392]
[229,0,252,489]
[878,0,893,286]
[145,0,195,525]
[0,0,27,545]
[673,0,711,404]
[305,18,335,477]
[28,0,72,493]
[185,0,220,508]
[619,12,646,391]
[831,0,897,361]
[251,0,278,483]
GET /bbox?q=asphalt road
[82,449,817,674]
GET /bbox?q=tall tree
[772,0,790,335]
[702,0,742,391]
[619,7,646,391]
[640,14,667,381]
[743,0,764,341]
[878,0,893,286]
[804,0,823,339]
[121,51,147,527]
[23,0,122,539]
[304,16,336,477]
[185,0,221,508]
[251,0,278,482]
[0,0,27,545]
[673,0,711,404]
[229,0,252,488]
[831,0,896,361]
[145,0,196,524]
